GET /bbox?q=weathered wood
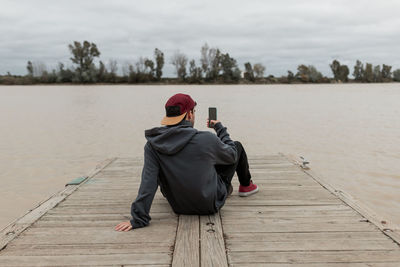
[225,231,390,241]
[172,215,199,267]
[200,213,228,267]
[0,253,171,266]
[223,221,377,233]
[221,204,352,212]
[284,154,400,245]
[234,264,400,267]
[228,250,400,264]
[31,219,177,228]
[1,154,399,266]
[226,240,399,251]
[0,158,117,251]
[222,216,364,223]
[221,209,359,218]
[3,242,174,255]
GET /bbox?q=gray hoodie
[130,120,237,229]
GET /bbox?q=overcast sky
[1,0,400,77]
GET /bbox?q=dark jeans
[215,141,252,191]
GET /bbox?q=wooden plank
[3,242,174,255]
[228,250,400,264]
[40,213,175,221]
[0,253,171,266]
[12,229,175,245]
[30,218,176,228]
[223,221,378,233]
[226,240,399,251]
[235,263,400,267]
[46,204,173,214]
[220,209,359,218]
[284,154,400,245]
[222,216,364,224]
[172,215,199,267]
[221,204,352,212]
[200,213,228,267]
[226,199,342,206]
[0,158,117,251]
[225,232,391,242]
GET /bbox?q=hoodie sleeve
[212,122,238,165]
[130,142,159,229]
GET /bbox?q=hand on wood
[115,221,133,232]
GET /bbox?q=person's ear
[185,112,191,121]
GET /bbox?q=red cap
[161,93,196,125]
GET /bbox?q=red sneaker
[238,180,259,197]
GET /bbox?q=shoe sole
[238,187,259,197]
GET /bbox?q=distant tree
[144,58,155,80]
[200,43,220,81]
[339,65,349,82]
[393,69,400,82]
[127,57,155,83]
[296,65,310,82]
[373,65,382,83]
[107,59,118,83]
[56,62,74,83]
[209,49,221,81]
[68,40,100,82]
[135,57,147,74]
[353,60,364,81]
[97,61,107,82]
[330,60,341,81]
[188,59,202,83]
[154,48,164,81]
[243,62,255,82]
[287,70,295,83]
[381,64,392,80]
[31,61,47,77]
[121,62,130,77]
[108,59,118,74]
[171,51,188,81]
[45,69,58,83]
[220,53,241,83]
[253,63,265,78]
[127,64,136,83]
[308,65,323,82]
[330,60,349,82]
[26,61,33,76]
[200,43,210,77]
[363,63,373,83]
[296,65,322,83]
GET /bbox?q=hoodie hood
[145,120,197,155]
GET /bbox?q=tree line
[1,40,400,85]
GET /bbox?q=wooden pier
[1,154,399,266]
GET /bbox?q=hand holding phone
[208,107,218,128]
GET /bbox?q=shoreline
[1,81,399,86]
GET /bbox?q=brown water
[1,84,399,230]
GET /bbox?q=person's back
[115,93,258,232]
[145,119,236,215]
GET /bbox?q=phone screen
[209,107,217,121]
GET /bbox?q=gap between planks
[172,213,228,267]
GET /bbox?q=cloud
[1,0,400,76]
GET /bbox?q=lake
[1,84,399,230]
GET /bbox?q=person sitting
[115,93,258,231]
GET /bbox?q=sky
[1,0,400,77]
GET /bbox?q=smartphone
[208,107,217,127]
